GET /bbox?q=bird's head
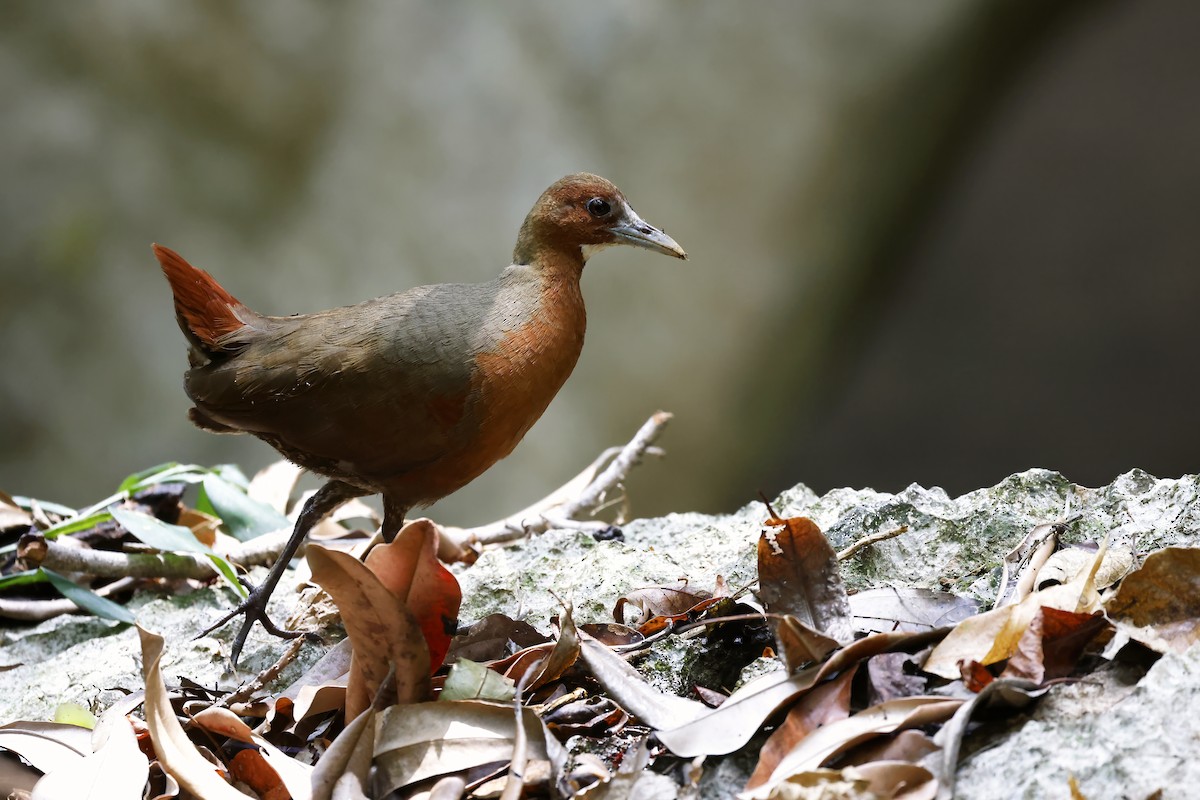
[514,173,687,267]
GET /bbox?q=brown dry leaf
[363,518,463,670]
[0,490,33,533]
[744,668,855,792]
[923,547,1105,679]
[175,508,221,547]
[758,515,853,643]
[959,660,995,692]
[579,622,644,647]
[927,679,1045,798]
[1103,547,1200,653]
[310,705,375,800]
[846,761,936,800]
[836,729,940,767]
[489,609,581,692]
[136,626,247,800]
[658,630,939,758]
[775,615,840,672]
[372,700,566,796]
[740,697,961,799]
[613,585,711,626]
[447,614,550,664]
[229,750,287,800]
[306,545,431,720]
[1001,607,1109,683]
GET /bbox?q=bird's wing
[183,281,498,474]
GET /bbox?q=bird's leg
[380,496,410,543]
[199,479,366,666]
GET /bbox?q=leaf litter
[0,462,1197,797]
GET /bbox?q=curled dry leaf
[363,518,463,670]
[372,700,566,796]
[743,668,855,792]
[306,545,431,720]
[577,638,707,732]
[922,546,1106,679]
[136,626,247,800]
[1000,607,1109,683]
[614,585,711,626]
[658,630,942,758]
[1103,546,1200,654]
[31,716,148,800]
[758,515,853,644]
[738,697,961,799]
[927,679,1045,799]
[446,614,550,664]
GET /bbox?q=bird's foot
[197,582,313,668]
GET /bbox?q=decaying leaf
[614,585,712,627]
[658,631,940,758]
[1103,547,1200,653]
[1001,607,1109,683]
[849,588,978,634]
[447,613,550,664]
[928,679,1046,799]
[744,668,855,792]
[363,518,463,669]
[136,626,247,799]
[578,638,707,731]
[307,544,432,720]
[739,697,961,799]
[922,546,1106,679]
[758,515,853,644]
[372,700,566,796]
[31,715,148,800]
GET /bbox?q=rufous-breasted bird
[155,173,686,664]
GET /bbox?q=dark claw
[196,584,302,667]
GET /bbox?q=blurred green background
[2,1,1197,525]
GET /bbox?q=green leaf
[39,510,115,541]
[41,569,135,624]
[119,462,211,494]
[10,496,76,517]
[200,474,289,542]
[204,554,246,597]
[110,507,210,554]
[210,464,251,490]
[112,508,247,598]
[441,658,516,703]
[0,570,46,590]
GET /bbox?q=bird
[154,173,686,665]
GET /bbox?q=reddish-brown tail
[153,244,249,350]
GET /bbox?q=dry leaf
[136,626,247,799]
[758,516,853,643]
[1001,607,1109,683]
[372,700,565,795]
[744,668,855,792]
[363,518,463,670]
[739,697,961,799]
[306,545,431,720]
[31,717,147,800]
[1103,547,1200,653]
[578,638,707,731]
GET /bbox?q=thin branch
[450,411,672,549]
[837,524,908,561]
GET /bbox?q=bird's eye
[587,197,612,218]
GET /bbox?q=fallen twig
[447,411,672,549]
[837,525,908,561]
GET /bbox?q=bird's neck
[512,224,586,278]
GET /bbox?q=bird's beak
[608,207,688,260]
